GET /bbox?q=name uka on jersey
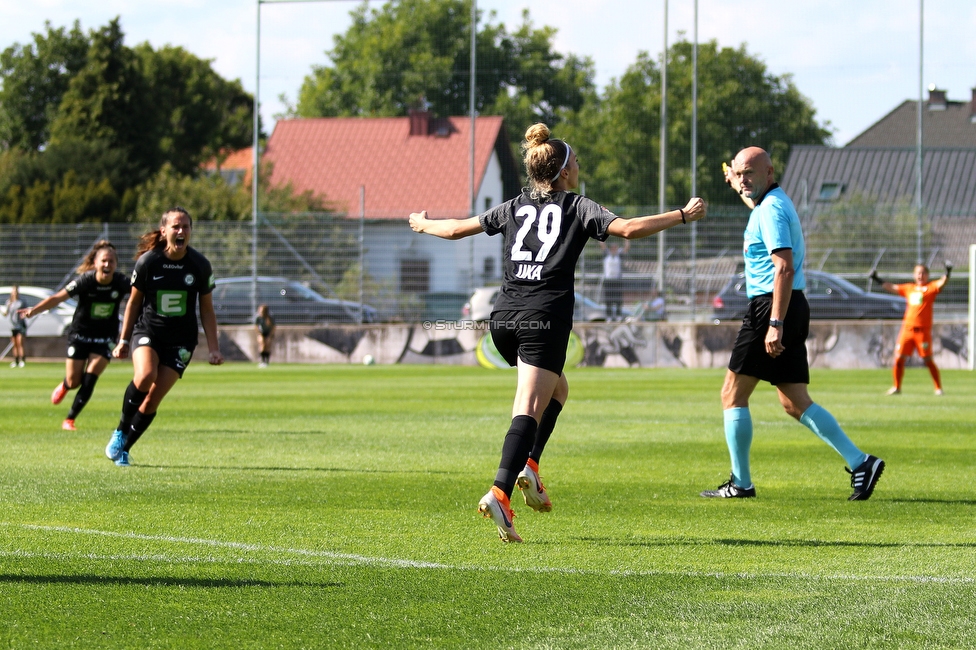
[514,263,543,281]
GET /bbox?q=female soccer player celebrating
[21,241,130,430]
[410,123,705,542]
[105,207,223,466]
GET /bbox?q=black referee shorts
[489,310,571,376]
[728,290,810,385]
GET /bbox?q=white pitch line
[2,522,974,585]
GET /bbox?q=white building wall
[360,149,508,293]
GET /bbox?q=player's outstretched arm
[936,262,953,289]
[870,270,897,294]
[199,292,224,365]
[19,289,70,319]
[113,287,144,359]
[607,198,706,240]
[409,211,484,240]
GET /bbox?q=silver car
[0,286,76,336]
[461,286,618,322]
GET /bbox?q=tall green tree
[561,39,832,208]
[295,0,594,135]
[0,21,90,151]
[0,18,256,223]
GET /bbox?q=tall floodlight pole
[253,0,262,318]
[254,0,361,316]
[469,0,477,290]
[915,0,924,264]
[657,0,668,296]
[689,0,698,320]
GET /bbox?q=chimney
[971,87,976,123]
[408,108,430,136]
[927,85,947,111]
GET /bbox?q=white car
[461,286,620,322]
[0,286,76,337]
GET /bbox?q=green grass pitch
[1,362,974,648]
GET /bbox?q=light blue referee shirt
[742,184,805,299]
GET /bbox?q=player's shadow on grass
[578,537,976,549]
[139,464,452,474]
[0,574,344,589]
[887,498,976,506]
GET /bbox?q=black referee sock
[67,372,99,420]
[493,415,538,498]
[124,410,156,452]
[529,398,563,464]
[117,382,148,432]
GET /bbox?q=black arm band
[679,208,686,224]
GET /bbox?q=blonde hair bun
[523,123,551,149]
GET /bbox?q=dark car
[212,277,377,325]
[711,270,906,322]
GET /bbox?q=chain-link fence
[0,204,971,324]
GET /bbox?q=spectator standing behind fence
[104,207,223,467]
[3,285,27,367]
[600,240,630,321]
[19,241,130,431]
[255,304,276,367]
[701,146,885,502]
[872,263,951,396]
[410,122,706,542]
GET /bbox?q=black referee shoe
[847,455,885,501]
[700,474,756,498]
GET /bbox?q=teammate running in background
[410,122,706,542]
[3,285,27,367]
[105,207,223,467]
[20,241,130,430]
[872,263,951,395]
[255,304,275,367]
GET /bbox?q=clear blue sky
[3,0,975,146]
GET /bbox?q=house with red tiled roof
[201,147,254,186]
[262,111,521,295]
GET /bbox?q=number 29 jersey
[131,246,215,347]
[479,189,618,323]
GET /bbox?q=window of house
[818,182,844,201]
[400,259,430,293]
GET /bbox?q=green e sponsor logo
[90,303,114,319]
[158,291,188,316]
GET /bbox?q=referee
[701,147,884,501]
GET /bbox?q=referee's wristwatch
[768,318,784,328]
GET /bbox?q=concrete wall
[16,320,969,370]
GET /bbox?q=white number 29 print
[511,204,562,263]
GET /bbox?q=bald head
[731,147,775,200]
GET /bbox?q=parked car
[212,277,377,325]
[710,270,906,322]
[462,286,627,322]
[0,286,76,336]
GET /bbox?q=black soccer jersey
[64,270,130,341]
[130,247,215,347]
[479,189,618,323]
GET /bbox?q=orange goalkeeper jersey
[896,281,941,331]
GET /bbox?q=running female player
[409,123,706,542]
[105,207,223,466]
[21,241,129,430]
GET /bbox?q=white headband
[550,144,572,182]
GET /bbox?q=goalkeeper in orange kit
[872,263,951,395]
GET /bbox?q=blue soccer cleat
[105,429,126,461]
[114,451,131,467]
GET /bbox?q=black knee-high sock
[529,398,563,464]
[124,410,156,452]
[493,415,537,498]
[67,372,99,419]
[117,382,148,432]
